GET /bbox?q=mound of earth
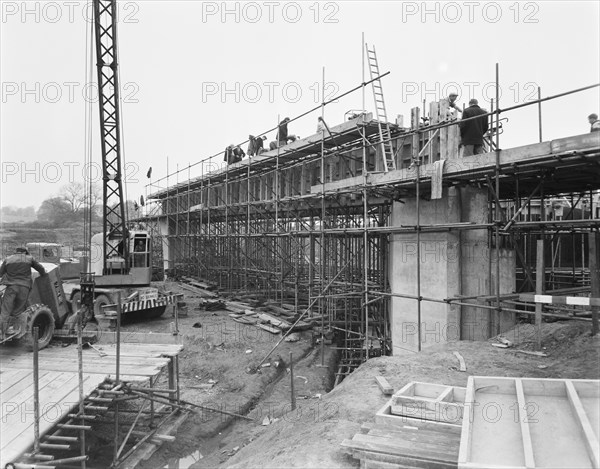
[224,321,599,469]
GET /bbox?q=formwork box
[458,376,600,469]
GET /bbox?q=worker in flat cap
[448,93,462,114]
[0,247,46,339]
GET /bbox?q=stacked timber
[177,280,315,335]
[180,277,218,298]
[226,301,312,334]
[341,422,460,469]
[342,381,463,469]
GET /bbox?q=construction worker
[276,117,297,147]
[589,113,600,132]
[317,116,326,133]
[448,93,462,117]
[247,135,266,156]
[459,99,489,156]
[223,144,245,164]
[0,247,46,339]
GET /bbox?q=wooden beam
[453,351,467,372]
[565,380,600,468]
[374,376,393,395]
[458,376,475,467]
[515,379,536,469]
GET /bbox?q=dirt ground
[114,281,334,469]
[104,282,599,468]
[224,321,600,469]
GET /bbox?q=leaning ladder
[365,44,396,171]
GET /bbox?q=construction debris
[374,376,394,395]
[178,282,318,339]
[453,351,467,372]
[284,332,301,342]
[515,349,548,357]
[202,299,227,311]
[491,342,509,349]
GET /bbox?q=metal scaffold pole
[362,34,370,362]
[138,57,600,378]
[494,62,501,336]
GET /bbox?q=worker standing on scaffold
[459,98,489,156]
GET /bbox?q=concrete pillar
[158,217,173,276]
[389,186,516,354]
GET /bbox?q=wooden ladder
[366,44,395,171]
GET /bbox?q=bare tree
[60,182,101,216]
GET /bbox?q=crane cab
[90,230,152,287]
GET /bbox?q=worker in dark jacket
[223,144,245,165]
[0,247,46,338]
[458,99,489,156]
[247,135,266,156]
[276,117,297,147]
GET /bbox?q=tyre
[145,305,167,319]
[93,294,113,318]
[21,304,55,351]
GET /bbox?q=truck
[25,242,83,280]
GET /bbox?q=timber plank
[1,335,182,465]
[344,434,457,464]
[515,379,535,469]
[375,403,462,433]
[374,376,393,395]
[362,426,459,450]
[96,332,184,347]
[3,372,60,410]
[2,370,56,403]
[1,360,162,377]
[349,448,454,469]
[1,350,170,366]
[391,396,463,425]
[0,369,32,394]
[2,372,80,448]
[0,343,183,359]
[565,380,600,468]
[1,353,169,367]
[1,373,103,468]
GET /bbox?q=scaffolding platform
[139,84,600,376]
[150,111,384,198]
[0,338,183,468]
[319,132,600,198]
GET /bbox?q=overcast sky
[1,0,599,211]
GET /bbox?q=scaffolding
[141,61,600,380]
[1,302,188,469]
